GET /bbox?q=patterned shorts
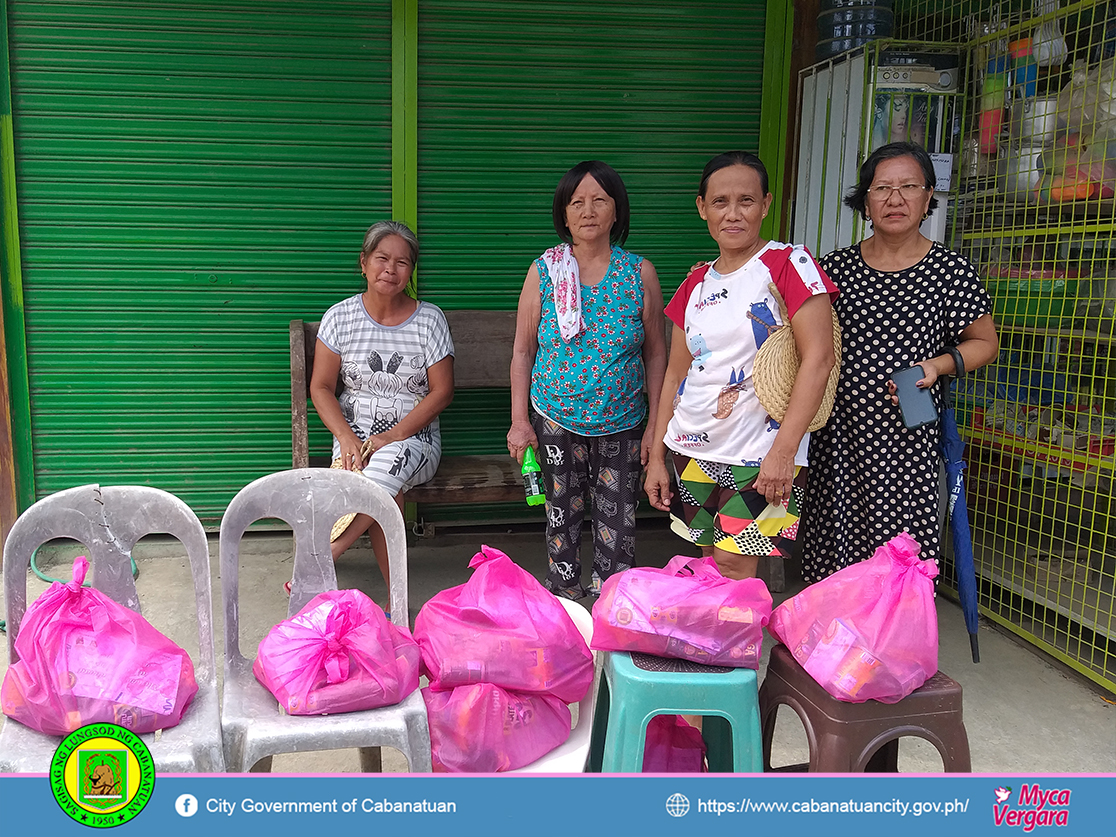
[671,453,807,557]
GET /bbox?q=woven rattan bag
[752,282,842,432]
[328,438,376,542]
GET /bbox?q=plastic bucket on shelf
[817,6,894,40]
[819,0,893,9]
[985,265,1080,328]
[815,1,893,62]
[815,37,872,62]
[1009,38,1038,98]
[997,143,1045,202]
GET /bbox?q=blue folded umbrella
[940,357,981,664]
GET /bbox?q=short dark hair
[844,141,940,217]
[552,161,630,245]
[698,151,770,198]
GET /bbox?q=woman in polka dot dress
[799,142,999,582]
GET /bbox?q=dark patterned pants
[530,410,643,595]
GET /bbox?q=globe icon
[665,793,690,818]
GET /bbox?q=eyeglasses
[867,183,930,201]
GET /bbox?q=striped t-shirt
[317,296,454,452]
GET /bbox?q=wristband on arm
[943,345,966,379]
[941,346,965,411]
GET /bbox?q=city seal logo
[50,723,155,828]
[78,749,127,809]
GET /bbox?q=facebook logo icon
[175,794,199,817]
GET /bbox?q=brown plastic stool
[759,643,971,772]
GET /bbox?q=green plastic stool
[588,651,763,773]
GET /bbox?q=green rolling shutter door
[8,1,392,521]
[417,0,768,477]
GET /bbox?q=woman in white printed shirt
[645,152,838,579]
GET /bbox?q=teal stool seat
[588,651,763,773]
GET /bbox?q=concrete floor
[1,517,1113,773]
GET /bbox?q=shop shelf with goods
[794,39,965,255]
[945,0,1116,692]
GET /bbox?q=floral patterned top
[530,245,647,436]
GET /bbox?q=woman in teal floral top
[508,160,666,599]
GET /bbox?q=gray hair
[359,220,419,269]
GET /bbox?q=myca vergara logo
[993,784,1071,831]
[50,723,155,828]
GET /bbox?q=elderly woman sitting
[309,220,455,594]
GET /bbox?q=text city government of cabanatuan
[206,797,458,815]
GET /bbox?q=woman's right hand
[644,457,673,512]
[338,434,365,471]
[507,420,538,465]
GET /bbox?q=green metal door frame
[0,0,35,511]
[393,0,419,295]
[759,0,794,241]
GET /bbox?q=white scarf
[542,244,583,342]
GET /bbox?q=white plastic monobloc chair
[0,483,224,772]
[218,468,431,772]
[506,597,599,773]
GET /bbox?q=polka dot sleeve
[942,252,993,339]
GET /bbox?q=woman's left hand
[360,433,392,466]
[753,448,795,506]
[886,361,939,406]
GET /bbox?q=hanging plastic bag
[769,533,939,704]
[423,683,571,772]
[253,589,420,715]
[1,557,198,735]
[590,555,773,668]
[1057,57,1116,144]
[1032,0,1068,68]
[642,715,707,773]
[413,545,593,703]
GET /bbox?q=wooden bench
[289,310,523,510]
[290,313,783,589]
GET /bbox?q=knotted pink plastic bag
[590,555,773,668]
[1,557,198,735]
[413,545,593,703]
[423,683,571,772]
[642,715,707,773]
[769,532,939,703]
[253,589,420,715]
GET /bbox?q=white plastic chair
[0,483,224,772]
[506,597,599,773]
[218,467,431,772]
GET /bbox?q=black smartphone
[891,365,938,429]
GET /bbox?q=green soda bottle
[521,446,546,506]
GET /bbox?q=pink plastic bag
[769,532,939,703]
[253,589,420,715]
[413,545,593,703]
[1,557,198,736]
[423,683,571,772]
[642,715,707,773]
[590,555,773,668]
